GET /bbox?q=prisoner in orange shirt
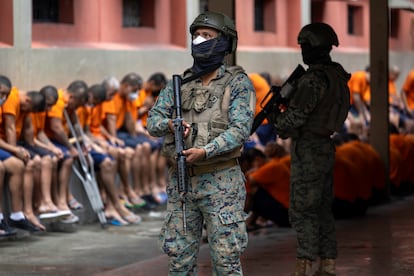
[44,81,91,220]
[135,72,167,128]
[76,84,142,225]
[111,73,163,207]
[91,83,147,208]
[248,73,276,148]
[28,85,70,219]
[347,67,370,126]
[401,69,414,112]
[0,76,42,234]
[0,87,52,231]
[245,142,291,228]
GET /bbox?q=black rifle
[250,64,306,134]
[172,74,189,235]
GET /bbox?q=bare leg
[139,143,152,195]
[99,158,141,224]
[56,157,73,211]
[132,144,144,196]
[23,158,45,231]
[0,162,6,214]
[2,157,25,213]
[38,155,59,213]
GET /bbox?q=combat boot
[313,258,336,276]
[291,258,313,276]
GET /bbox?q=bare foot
[25,213,46,231]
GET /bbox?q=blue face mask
[191,37,230,74]
[0,98,5,106]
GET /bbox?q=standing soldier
[147,11,255,275]
[268,23,350,276]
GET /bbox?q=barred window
[390,9,400,39]
[32,0,74,24]
[347,5,363,35]
[254,0,276,32]
[123,0,155,28]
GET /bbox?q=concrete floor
[2,196,414,276]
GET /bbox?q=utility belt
[187,158,239,177]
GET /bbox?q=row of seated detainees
[241,132,414,230]
[0,72,168,237]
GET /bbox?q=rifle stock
[250,64,306,135]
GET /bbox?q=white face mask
[192,35,207,45]
[128,92,138,101]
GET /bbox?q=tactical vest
[161,66,246,166]
[301,64,350,136]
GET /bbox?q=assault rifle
[172,74,189,235]
[250,64,306,134]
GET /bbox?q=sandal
[68,198,84,210]
[122,214,142,225]
[106,217,129,227]
[119,197,134,209]
[129,197,147,208]
[0,220,17,237]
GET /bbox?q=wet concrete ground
[2,196,414,276]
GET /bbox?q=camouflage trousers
[160,165,248,276]
[289,136,337,261]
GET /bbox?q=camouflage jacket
[273,62,350,139]
[147,64,255,163]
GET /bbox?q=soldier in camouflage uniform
[268,23,350,276]
[147,11,255,276]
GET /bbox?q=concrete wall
[0,47,412,92]
[0,47,192,91]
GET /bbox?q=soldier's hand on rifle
[168,119,191,138]
[182,147,206,163]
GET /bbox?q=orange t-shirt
[352,141,386,191]
[249,73,271,124]
[389,144,403,188]
[348,71,370,105]
[335,141,372,201]
[348,71,397,105]
[31,112,46,137]
[390,134,414,184]
[135,89,152,127]
[45,89,69,138]
[402,70,414,109]
[89,104,105,138]
[112,92,137,130]
[0,87,26,140]
[249,155,291,208]
[76,106,91,130]
[334,150,358,202]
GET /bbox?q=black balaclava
[301,43,332,65]
[191,36,230,74]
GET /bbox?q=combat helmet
[189,11,238,54]
[297,22,339,48]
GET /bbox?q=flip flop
[68,199,84,210]
[106,217,129,227]
[122,214,142,225]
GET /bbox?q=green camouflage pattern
[147,64,255,275]
[272,63,349,261]
[160,166,248,275]
[289,136,337,260]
